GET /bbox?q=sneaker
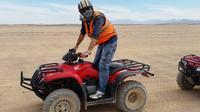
[89,91,105,100]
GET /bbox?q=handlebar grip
[77,53,82,57]
[77,52,88,58]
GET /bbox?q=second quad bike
[20,49,154,112]
[177,54,200,90]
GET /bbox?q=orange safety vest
[83,11,117,45]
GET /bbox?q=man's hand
[80,51,91,58]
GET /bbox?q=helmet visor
[79,6,92,14]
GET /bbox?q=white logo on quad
[74,65,81,70]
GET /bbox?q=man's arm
[74,34,85,50]
[74,21,86,50]
[80,37,97,58]
[87,37,97,53]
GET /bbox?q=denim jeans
[93,41,117,93]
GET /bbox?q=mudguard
[44,72,83,85]
[115,71,136,86]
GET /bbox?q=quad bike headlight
[178,60,187,72]
[196,67,200,72]
[178,66,183,71]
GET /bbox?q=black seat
[92,62,126,75]
[109,62,126,75]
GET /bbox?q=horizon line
[1,23,200,26]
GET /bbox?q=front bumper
[178,61,200,77]
[20,71,33,91]
[20,63,63,91]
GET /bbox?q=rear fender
[109,71,136,100]
[115,71,136,86]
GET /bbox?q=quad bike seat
[109,62,126,75]
[92,62,126,75]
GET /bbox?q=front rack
[39,63,59,70]
[39,63,63,74]
[183,55,200,67]
[113,59,154,76]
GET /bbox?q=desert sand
[0,25,200,112]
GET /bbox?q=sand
[0,24,200,112]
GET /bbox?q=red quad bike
[20,49,154,112]
[177,54,200,90]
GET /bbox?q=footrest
[87,98,115,106]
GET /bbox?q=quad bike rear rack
[113,59,154,76]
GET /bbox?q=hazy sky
[0,0,200,24]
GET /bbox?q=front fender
[44,72,83,85]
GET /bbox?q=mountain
[112,19,200,24]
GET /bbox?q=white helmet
[78,0,94,19]
[78,0,93,12]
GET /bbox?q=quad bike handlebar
[62,49,84,64]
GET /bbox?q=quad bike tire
[117,80,147,112]
[43,89,80,112]
[176,72,195,90]
[31,70,47,100]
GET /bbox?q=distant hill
[1,19,200,25]
[112,19,200,25]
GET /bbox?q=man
[73,0,118,100]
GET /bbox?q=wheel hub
[55,100,71,112]
[125,88,145,110]
[128,93,137,103]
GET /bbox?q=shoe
[89,91,104,100]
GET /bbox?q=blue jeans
[93,42,117,93]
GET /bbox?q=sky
[0,0,200,24]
